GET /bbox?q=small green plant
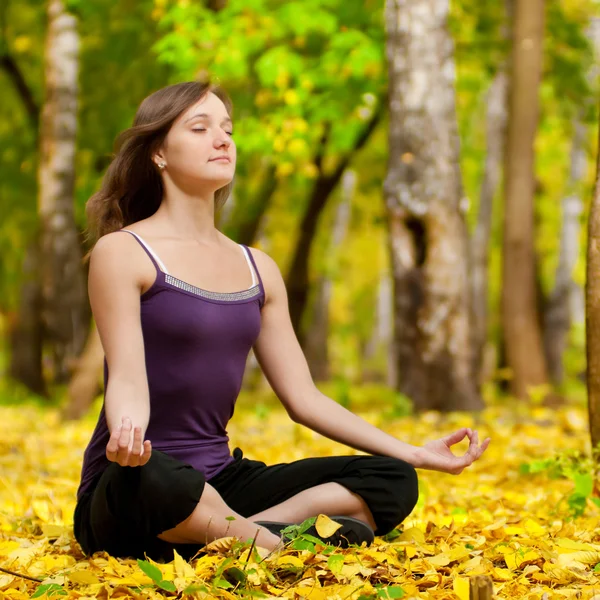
[31,583,68,598]
[519,450,600,518]
[137,558,176,592]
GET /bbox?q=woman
[74,81,491,563]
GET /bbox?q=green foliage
[136,558,177,592]
[1,0,598,390]
[31,583,67,598]
[519,449,600,518]
[375,586,406,599]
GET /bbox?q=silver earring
[158,162,166,169]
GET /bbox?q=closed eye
[192,128,234,136]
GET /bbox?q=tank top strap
[121,229,169,274]
[240,245,263,290]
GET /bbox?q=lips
[209,156,231,162]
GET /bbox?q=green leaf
[31,584,68,598]
[157,579,176,592]
[327,554,344,574]
[301,533,329,546]
[137,558,163,583]
[376,585,405,599]
[291,538,315,552]
[182,584,209,594]
[573,471,593,497]
[214,557,234,579]
[224,566,247,584]
[215,578,234,589]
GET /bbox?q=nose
[214,131,232,148]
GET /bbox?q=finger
[106,425,122,460]
[118,417,132,451]
[117,420,133,466]
[132,426,143,457]
[478,437,492,455]
[140,441,152,466]
[473,436,491,461]
[106,425,122,452]
[118,417,131,444]
[444,428,469,446]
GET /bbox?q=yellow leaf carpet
[0,398,599,599]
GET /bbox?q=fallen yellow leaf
[315,514,342,538]
[398,527,425,543]
[67,570,101,585]
[204,536,238,553]
[276,555,304,568]
[453,576,470,600]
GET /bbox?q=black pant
[74,447,419,562]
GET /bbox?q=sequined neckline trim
[164,273,261,302]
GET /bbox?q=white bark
[39,0,87,382]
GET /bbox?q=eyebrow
[184,113,233,125]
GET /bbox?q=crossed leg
[248,482,377,529]
[157,481,375,551]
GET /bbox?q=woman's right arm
[88,233,152,466]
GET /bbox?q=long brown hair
[85,81,234,242]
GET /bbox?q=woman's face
[155,92,236,191]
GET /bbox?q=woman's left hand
[416,428,491,474]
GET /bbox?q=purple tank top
[76,230,265,501]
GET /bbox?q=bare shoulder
[245,246,281,276]
[92,229,137,256]
[90,230,155,290]
[245,246,286,305]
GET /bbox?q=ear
[152,151,166,167]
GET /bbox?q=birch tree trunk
[501,0,549,398]
[39,0,88,383]
[384,0,482,412]
[362,274,396,385]
[586,106,600,457]
[304,170,355,381]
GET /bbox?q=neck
[156,181,219,243]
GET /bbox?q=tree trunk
[470,2,511,387]
[383,0,482,412]
[544,119,586,384]
[286,107,382,342]
[62,322,103,420]
[501,0,548,399]
[39,0,88,383]
[586,104,600,457]
[8,239,47,397]
[362,274,396,385]
[304,170,355,381]
[207,0,227,10]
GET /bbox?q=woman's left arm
[250,250,491,474]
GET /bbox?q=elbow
[287,406,304,424]
[284,399,307,424]
[281,386,319,424]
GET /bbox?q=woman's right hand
[106,416,152,467]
